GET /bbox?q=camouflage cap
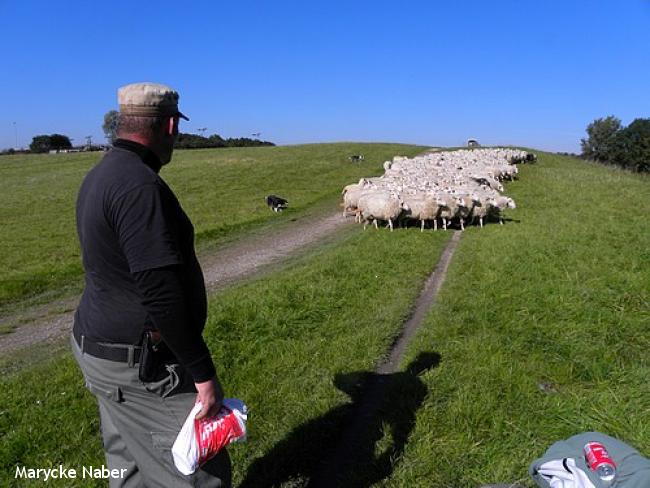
[118,82,189,120]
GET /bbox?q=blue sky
[1,0,649,152]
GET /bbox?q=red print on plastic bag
[195,402,245,465]
[172,398,248,475]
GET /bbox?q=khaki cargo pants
[71,334,231,487]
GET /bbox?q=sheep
[487,196,516,225]
[471,174,503,192]
[456,194,481,231]
[470,195,490,228]
[402,193,444,231]
[501,164,519,180]
[341,178,368,219]
[357,192,408,231]
[341,147,529,230]
[436,195,462,231]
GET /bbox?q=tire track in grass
[310,230,462,487]
[377,230,461,375]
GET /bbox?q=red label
[584,442,617,470]
[194,406,244,466]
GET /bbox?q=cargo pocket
[152,431,177,451]
[86,379,123,403]
[151,431,181,476]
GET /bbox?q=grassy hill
[388,154,650,486]
[0,143,425,318]
[0,147,648,487]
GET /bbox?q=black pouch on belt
[139,331,172,382]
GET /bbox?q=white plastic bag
[172,398,248,475]
[537,458,596,488]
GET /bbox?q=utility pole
[13,121,18,149]
[85,135,92,150]
[197,127,207,137]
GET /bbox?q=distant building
[467,139,480,147]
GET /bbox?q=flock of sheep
[342,148,537,231]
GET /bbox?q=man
[72,82,231,487]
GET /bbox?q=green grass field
[387,155,650,486]
[0,146,648,487]
[0,143,425,318]
[0,222,452,487]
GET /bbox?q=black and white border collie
[265,195,289,212]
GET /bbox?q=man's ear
[166,117,176,136]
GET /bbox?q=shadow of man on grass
[239,352,441,488]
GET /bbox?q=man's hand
[194,376,224,420]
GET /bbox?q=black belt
[73,327,142,365]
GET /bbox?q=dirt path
[376,230,461,374]
[200,211,351,290]
[0,210,354,357]
[309,231,462,486]
[0,148,444,358]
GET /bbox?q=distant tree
[207,134,226,148]
[174,132,275,150]
[30,135,52,153]
[225,137,274,147]
[226,138,247,147]
[29,134,72,153]
[102,110,119,144]
[608,118,650,172]
[580,115,622,162]
[175,133,211,149]
[49,134,72,151]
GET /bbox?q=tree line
[174,132,274,149]
[29,134,74,153]
[5,112,646,167]
[2,111,275,155]
[581,116,649,172]
[103,110,274,149]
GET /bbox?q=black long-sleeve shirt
[74,139,215,381]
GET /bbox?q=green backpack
[530,432,650,487]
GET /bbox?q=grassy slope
[1,149,648,487]
[0,143,424,315]
[0,226,451,487]
[386,155,650,487]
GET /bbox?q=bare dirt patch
[201,211,353,291]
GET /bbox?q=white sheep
[487,196,517,225]
[470,195,490,228]
[341,147,529,230]
[436,195,462,231]
[402,193,443,231]
[456,194,481,231]
[341,178,368,219]
[358,192,408,231]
